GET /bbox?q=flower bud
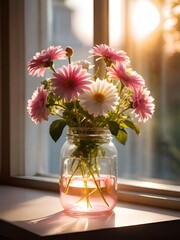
[66,47,73,58]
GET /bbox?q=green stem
[88,166,109,207]
[120,80,125,93]
[64,160,80,194]
[74,101,81,126]
[50,63,56,73]
[119,104,131,115]
[46,103,71,113]
[94,157,100,177]
[93,66,99,79]
[68,57,71,64]
[83,179,92,208]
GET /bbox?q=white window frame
[0,0,179,211]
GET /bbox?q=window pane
[49,0,93,174]
[109,0,180,183]
[25,0,93,175]
[25,0,180,185]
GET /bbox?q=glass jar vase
[59,127,118,216]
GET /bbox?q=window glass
[49,0,93,174]
[25,0,180,184]
[109,0,180,183]
[25,0,93,175]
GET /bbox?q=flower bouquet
[27,44,155,213]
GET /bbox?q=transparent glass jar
[59,127,118,216]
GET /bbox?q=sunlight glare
[109,0,123,47]
[132,0,160,39]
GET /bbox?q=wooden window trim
[0,0,11,181]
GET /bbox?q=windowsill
[0,185,180,239]
[3,175,180,211]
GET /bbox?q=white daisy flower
[73,60,94,71]
[79,78,119,117]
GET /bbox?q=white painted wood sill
[0,185,180,240]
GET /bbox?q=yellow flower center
[125,69,132,76]
[93,93,105,103]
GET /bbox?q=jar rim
[67,127,112,141]
[68,126,110,133]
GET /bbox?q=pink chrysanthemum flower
[79,78,119,117]
[28,46,66,77]
[51,64,92,101]
[107,63,145,90]
[89,44,130,65]
[131,88,155,122]
[27,86,50,124]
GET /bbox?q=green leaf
[122,120,140,135]
[49,120,66,142]
[108,121,120,136]
[116,129,128,145]
[65,101,75,111]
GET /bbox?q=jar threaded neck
[67,127,112,142]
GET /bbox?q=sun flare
[132,0,160,39]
